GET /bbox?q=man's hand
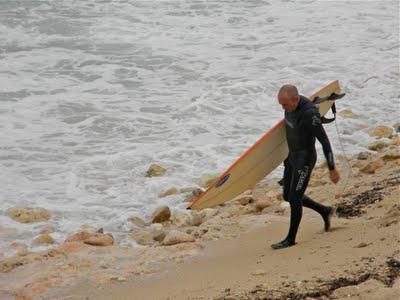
[329,169,340,184]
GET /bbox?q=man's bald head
[279,85,299,99]
[278,84,300,112]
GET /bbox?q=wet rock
[183,188,204,202]
[8,242,27,250]
[145,164,167,177]
[197,173,220,188]
[152,230,166,242]
[64,231,92,243]
[357,151,372,160]
[0,255,32,273]
[40,226,56,234]
[6,206,51,223]
[131,231,155,246]
[83,233,114,246]
[390,136,400,146]
[171,211,190,227]
[189,212,204,226]
[150,223,164,231]
[275,201,290,215]
[381,149,400,161]
[33,234,55,246]
[163,230,195,246]
[368,125,393,139]
[368,140,388,151]
[228,206,242,217]
[360,159,384,174]
[151,206,171,223]
[58,241,92,254]
[393,122,400,132]
[255,199,273,212]
[128,216,147,227]
[159,187,178,198]
[202,208,219,220]
[180,187,203,195]
[237,196,254,206]
[339,109,358,119]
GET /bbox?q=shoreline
[1,123,400,299]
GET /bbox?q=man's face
[278,93,298,112]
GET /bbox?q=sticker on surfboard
[215,174,231,188]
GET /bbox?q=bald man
[272,84,340,250]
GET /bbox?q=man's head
[278,84,300,112]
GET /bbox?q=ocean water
[0,0,398,251]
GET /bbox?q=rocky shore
[1,123,399,300]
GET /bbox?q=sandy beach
[1,124,399,300]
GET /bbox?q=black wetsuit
[279,95,335,247]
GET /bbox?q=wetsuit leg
[302,195,327,216]
[272,156,314,249]
[285,160,313,243]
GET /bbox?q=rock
[275,201,290,215]
[393,122,400,132]
[202,208,219,220]
[197,173,220,188]
[390,136,400,146]
[150,223,164,231]
[251,270,267,276]
[355,242,368,248]
[64,231,92,243]
[131,231,155,246]
[255,199,273,212]
[183,188,204,203]
[33,234,55,246]
[180,187,203,195]
[40,226,56,234]
[237,196,254,206]
[190,212,204,226]
[228,206,242,217]
[381,149,400,161]
[339,109,358,119]
[58,241,91,254]
[152,230,166,242]
[360,159,384,174]
[357,151,372,160]
[145,164,167,177]
[6,206,51,223]
[159,187,178,198]
[368,125,393,139]
[128,216,147,227]
[8,242,27,251]
[151,206,171,223]
[171,211,190,227]
[83,233,114,246]
[163,230,195,246]
[368,140,388,151]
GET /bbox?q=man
[272,84,340,250]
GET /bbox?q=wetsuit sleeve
[304,110,336,170]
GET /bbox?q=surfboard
[189,80,342,210]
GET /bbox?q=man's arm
[304,109,335,171]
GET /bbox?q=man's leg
[302,195,335,231]
[272,162,312,250]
